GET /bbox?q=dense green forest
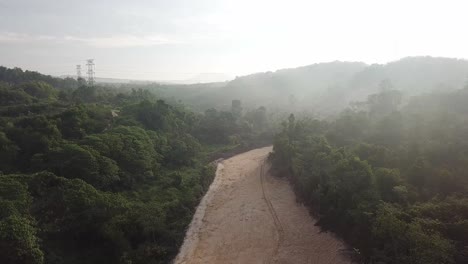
[0,66,271,264]
[270,83,468,263]
[3,59,468,264]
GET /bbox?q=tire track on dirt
[174,147,351,264]
[259,158,284,263]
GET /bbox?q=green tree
[0,215,44,264]
[0,132,19,173]
[17,81,58,100]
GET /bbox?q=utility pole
[76,65,82,79]
[86,59,95,85]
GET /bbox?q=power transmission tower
[86,59,95,85]
[76,65,82,79]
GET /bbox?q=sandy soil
[174,146,352,264]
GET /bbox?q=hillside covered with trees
[270,84,468,263]
[147,57,468,116]
[3,56,468,264]
[0,66,272,264]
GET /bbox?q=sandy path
[174,146,351,264]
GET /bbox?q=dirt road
[174,146,351,264]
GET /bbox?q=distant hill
[4,56,468,116]
[59,75,231,85]
[154,56,468,115]
[0,66,79,90]
[347,56,468,101]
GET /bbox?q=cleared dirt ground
[174,147,352,264]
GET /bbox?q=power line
[86,59,95,85]
[76,65,82,79]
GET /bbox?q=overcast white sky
[1,0,468,82]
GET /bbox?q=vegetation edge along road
[0,66,274,264]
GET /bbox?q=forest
[135,57,468,116]
[2,56,468,264]
[3,0,468,262]
[0,66,271,264]
[270,81,468,263]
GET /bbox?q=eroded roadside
[174,146,351,264]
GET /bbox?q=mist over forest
[5,0,468,259]
[5,0,468,263]
[145,56,468,116]
[2,54,468,263]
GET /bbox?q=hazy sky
[1,0,468,82]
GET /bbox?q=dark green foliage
[0,132,20,173]
[82,126,161,185]
[195,108,237,144]
[0,66,263,263]
[72,86,98,103]
[372,203,455,264]
[17,81,58,100]
[0,66,78,90]
[0,215,44,264]
[32,143,120,190]
[0,176,43,264]
[6,116,61,169]
[57,104,112,139]
[0,85,33,105]
[374,168,404,202]
[164,133,201,167]
[270,87,468,263]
